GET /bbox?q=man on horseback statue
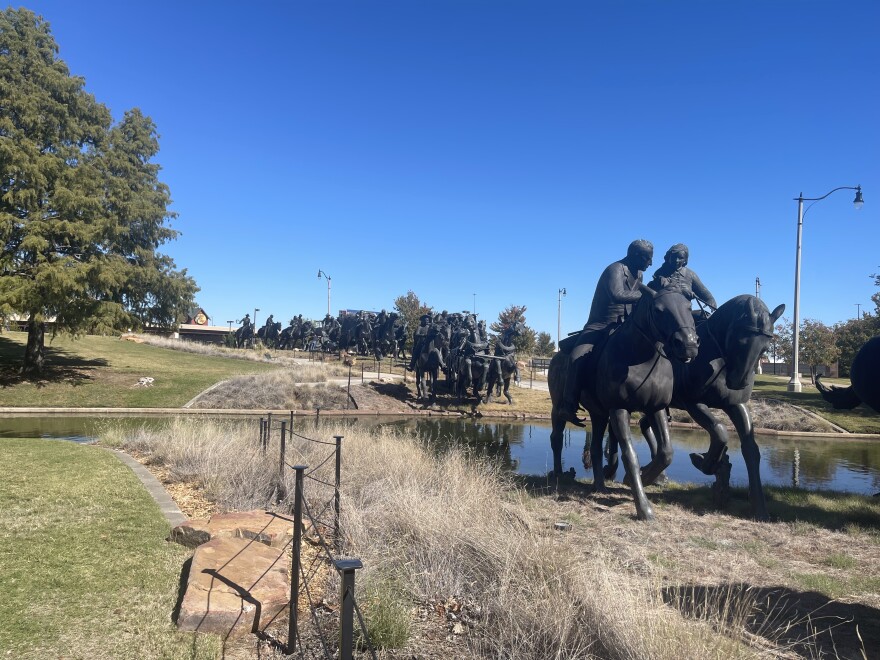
[560,239,654,427]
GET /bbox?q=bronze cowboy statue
[559,239,655,427]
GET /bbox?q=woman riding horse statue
[485,321,525,404]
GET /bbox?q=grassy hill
[0,331,278,408]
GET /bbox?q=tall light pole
[788,185,864,392]
[254,308,260,330]
[557,288,566,352]
[472,293,476,316]
[856,303,862,319]
[755,277,761,299]
[318,269,331,316]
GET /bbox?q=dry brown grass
[188,369,352,410]
[95,418,876,658]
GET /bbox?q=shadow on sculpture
[816,336,880,414]
[549,283,699,521]
[612,295,784,521]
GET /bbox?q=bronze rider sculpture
[560,239,654,427]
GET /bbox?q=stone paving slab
[177,536,290,638]
[169,510,295,549]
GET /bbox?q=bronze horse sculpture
[485,321,525,404]
[612,295,784,521]
[817,336,880,414]
[549,283,699,520]
[413,326,446,401]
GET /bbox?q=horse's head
[640,284,699,362]
[713,296,785,389]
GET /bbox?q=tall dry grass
[188,370,351,410]
[100,418,802,658]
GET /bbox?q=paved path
[110,449,186,527]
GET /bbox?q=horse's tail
[548,351,570,410]
[816,375,862,410]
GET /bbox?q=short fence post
[334,558,364,660]
[288,465,307,654]
[361,363,365,384]
[279,421,287,488]
[259,417,265,452]
[334,435,343,548]
[346,365,352,409]
[289,410,294,436]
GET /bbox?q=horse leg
[610,408,654,521]
[548,396,567,474]
[484,365,495,404]
[686,403,729,475]
[602,426,620,481]
[503,376,512,404]
[725,402,768,521]
[639,409,673,487]
[589,415,610,494]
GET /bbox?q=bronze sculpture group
[235,310,408,358]
[549,240,784,521]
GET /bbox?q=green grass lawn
[752,374,880,434]
[0,438,220,659]
[0,331,278,408]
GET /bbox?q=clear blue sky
[20,1,879,340]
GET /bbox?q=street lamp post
[318,270,331,317]
[254,308,260,331]
[755,277,761,299]
[856,303,861,319]
[788,185,863,392]
[557,288,566,352]
[472,293,476,316]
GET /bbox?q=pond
[3,415,879,496]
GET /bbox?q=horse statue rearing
[548,283,699,521]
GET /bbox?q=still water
[3,415,879,496]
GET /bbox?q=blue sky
[20,1,879,341]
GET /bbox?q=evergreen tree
[490,304,536,355]
[0,9,196,374]
[534,331,555,356]
[393,290,431,351]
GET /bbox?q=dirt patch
[348,380,419,414]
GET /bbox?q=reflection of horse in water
[485,321,525,405]
[548,284,699,521]
[617,295,783,521]
[234,324,254,348]
[817,336,880,414]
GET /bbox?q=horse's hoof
[689,452,714,475]
[637,507,655,522]
[592,483,609,494]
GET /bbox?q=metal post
[788,195,804,392]
[334,558,364,660]
[347,364,352,409]
[289,410,294,436]
[334,435,343,547]
[259,417,265,452]
[361,363,364,385]
[288,465,307,654]
[279,421,287,489]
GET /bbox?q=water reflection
[3,415,879,495]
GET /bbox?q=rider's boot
[560,356,586,427]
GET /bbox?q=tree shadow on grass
[0,335,108,387]
[662,582,878,659]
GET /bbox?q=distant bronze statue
[234,314,254,348]
[549,280,699,520]
[485,321,524,405]
[817,336,880,414]
[559,239,655,427]
[650,243,717,314]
